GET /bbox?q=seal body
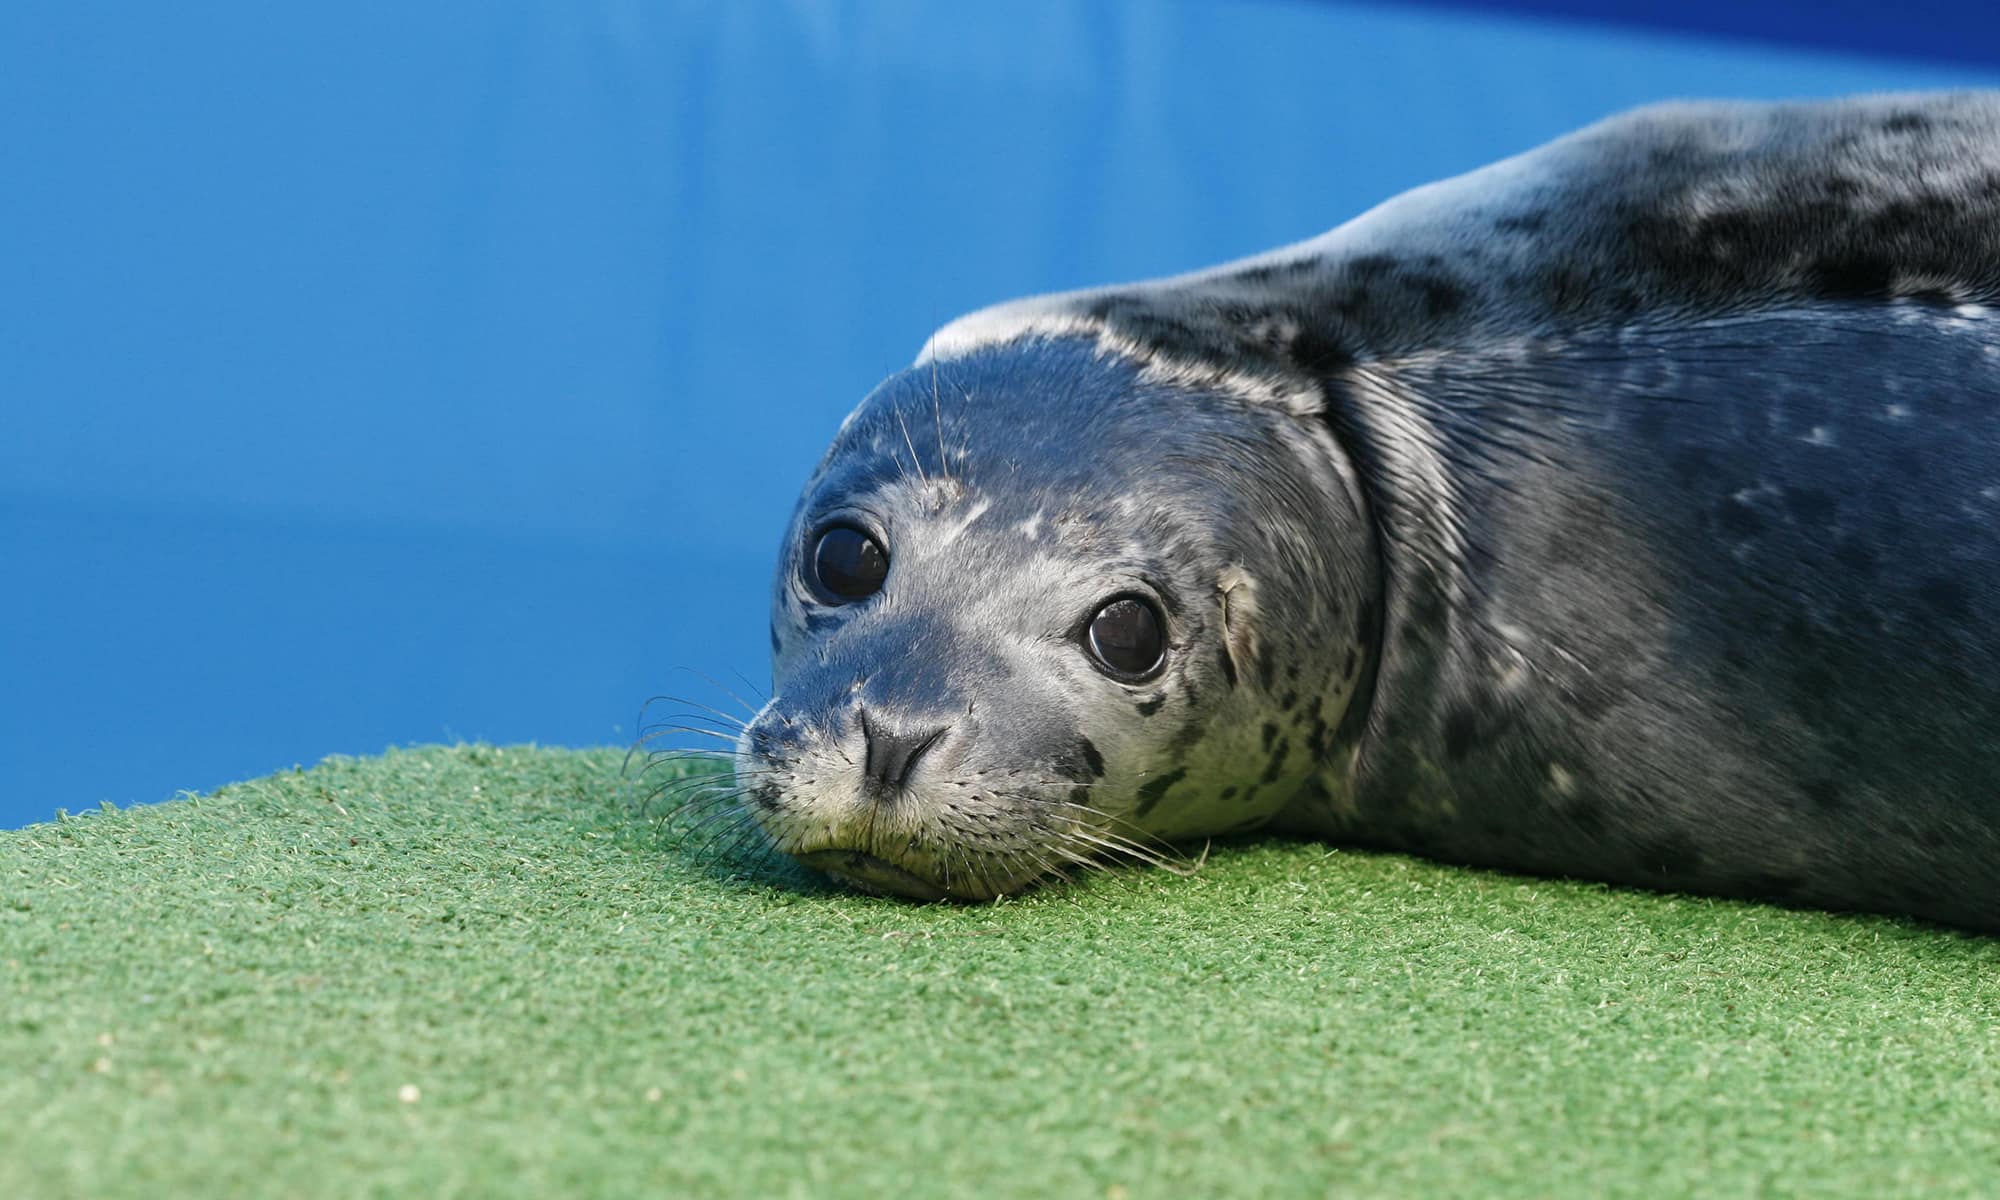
[738,92,2000,931]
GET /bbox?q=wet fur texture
[746,93,2000,930]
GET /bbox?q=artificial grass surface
[4,745,1997,1198]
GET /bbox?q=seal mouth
[796,850,952,902]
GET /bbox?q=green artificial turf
[5,745,1998,1198]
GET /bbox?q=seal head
[735,338,1375,899]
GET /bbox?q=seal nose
[859,709,951,798]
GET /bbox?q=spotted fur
[741,93,2000,930]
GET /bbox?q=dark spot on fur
[1289,323,1353,374]
[1166,712,1211,758]
[1640,833,1704,877]
[1418,278,1467,319]
[1261,722,1279,753]
[1083,297,1118,321]
[1074,738,1105,780]
[1135,695,1165,717]
[1349,253,1398,280]
[1219,786,1238,801]
[1341,648,1358,678]
[1306,715,1331,763]
[1261,738,1290,784]
[1404,588,1450,646]
[1133,767,1188,818]
[1494,212,1547,233]
[1541,266,1596,313]
[1918,576,1972,621]
[1280,690,1299,711]
[1883,111,1931,134]
[1900,286,1961,307]
[1811,253,1896,299]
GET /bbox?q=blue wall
[5,0,1998,826]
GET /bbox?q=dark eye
[1085,596,1166,679]
[809,525,889,603]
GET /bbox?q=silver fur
[737,93,2000,929]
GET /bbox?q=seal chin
[796,850,954,902]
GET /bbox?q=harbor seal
[729,92,2000,931]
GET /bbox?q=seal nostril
[859,710,951,798]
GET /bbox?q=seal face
[736,92,2000,930]
[735,340,1374,899]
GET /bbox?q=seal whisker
[636,693,748,734]
[630,754,740,787]
[633,721,747,751]
[636,747,735,768]
[645,767,778,803]
[633,724,740,745]
[728,668,771,706]
[709,811,776,861]
[637,762,776,808]
[1038,838,1149,894]
[666,787,764,844]
[621,743,723,778]
[642,713,748,738]
[655,686,758,728]
[990,786,1189,862]
[1027,816,1183,873]
[641,775,759,824]
[892,401,931,489]
[929,351,953,484]
[672,669,765,720]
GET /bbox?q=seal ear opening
[1217,564,1261,688]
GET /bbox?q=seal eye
[809,525,889,603]
[1085,597,1166,679]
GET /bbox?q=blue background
[6,1,1999,827]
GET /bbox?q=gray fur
[740,93,2000,930]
